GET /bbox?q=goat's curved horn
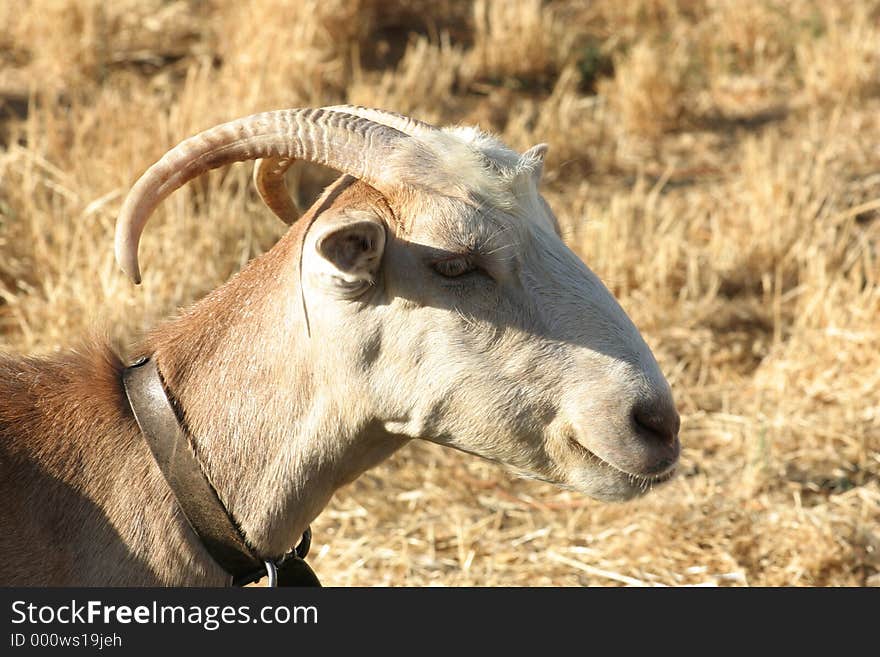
[115,108,405,283]
[253,106,436,225]
[252,156,301,225]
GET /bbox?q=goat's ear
[521,143,549,183]
[313,210,386,289]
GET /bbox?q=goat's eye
[432,256,477,278]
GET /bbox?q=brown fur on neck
[140,176,371,554]
[0,176,401,584]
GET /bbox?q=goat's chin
[420,434,676,502]
[565,460,678,502]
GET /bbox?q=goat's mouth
[566,435,678,495]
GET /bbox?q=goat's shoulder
[0,342,165,585]
[0,341,133,470]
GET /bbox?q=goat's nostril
[632,401,680,445]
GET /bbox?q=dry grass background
[1,0,878,586]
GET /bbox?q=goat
[0,106,680,586]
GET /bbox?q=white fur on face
[303,124,679,502]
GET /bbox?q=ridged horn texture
[253,105,437,226]
[325,105,436,137]
[115,107,406,283]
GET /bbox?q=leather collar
[122,356,320,587]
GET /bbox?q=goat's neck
[145,230,405,565]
